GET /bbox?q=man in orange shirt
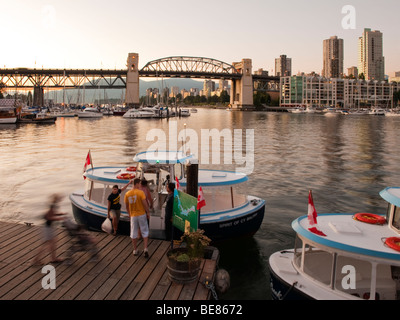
[124,178,150,257]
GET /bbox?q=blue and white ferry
[70,151,265,242]
[269,187,400,300]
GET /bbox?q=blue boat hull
[71,198,265,242]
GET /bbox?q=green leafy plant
[180,229,211,260]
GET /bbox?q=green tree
[359,73,365,80]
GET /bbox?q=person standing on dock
[107,181,132,235]
[32,194,66,265]
[124,178,150,257]
[165,182,175,241]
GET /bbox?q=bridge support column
[230,59,254,110]
[125,53,140,107]
[33,86,44,107]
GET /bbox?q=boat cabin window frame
[390,204,400,232]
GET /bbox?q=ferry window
[302,245,333,286]
[334,256,372,298]
[392,206,400,230]
[174,163,183,180]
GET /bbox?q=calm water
[1,109,400,300]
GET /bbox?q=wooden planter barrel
[166,248,202,284]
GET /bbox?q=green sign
[173,189,199,232]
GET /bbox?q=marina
[0,220,219,300]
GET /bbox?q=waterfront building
[347,66,358,79]
[275,55,292,77]
[203,80,215,97]
[280,75,400,108]
[322,36,344,78]
[358,28,385,81]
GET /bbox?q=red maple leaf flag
[83,150,93,179]
[308,190,318,225]
[307,190,326,237]
[175,176,180,190]
[197,186,206,210]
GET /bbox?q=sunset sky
[1,0,399,75]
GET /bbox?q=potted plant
[167,229,211,284]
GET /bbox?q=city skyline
[1,0,399,76]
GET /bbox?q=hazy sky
[1,0,399,75]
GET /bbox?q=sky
[1,0,399,75]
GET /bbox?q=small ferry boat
[70,151,265,242]
[269,187,400,300]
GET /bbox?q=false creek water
[1,108,400,299]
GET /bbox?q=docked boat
[18,111,57,124]
[77,107,103,118]
[70,151,265,242]
[123,108,155,119]
[323,107,338,116]
[0,107,18,124]
[0,99,21,124]
[180,108,191,117]
[385,110,400,117]
[269,187,400,300]
[290,107,306,114]
[369,108,386,115]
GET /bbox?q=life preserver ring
[117,173,135,180]
[354,213,386,225]
[385,237,400,252]
[126,166,137,172]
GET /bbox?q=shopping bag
[101,218,112,234]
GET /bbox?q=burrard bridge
[0,53,279,109]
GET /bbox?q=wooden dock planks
[0,220,218,300]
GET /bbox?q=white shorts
[130,215,149,239]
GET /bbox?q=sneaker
[133,250,139,256]
[144,249,149,258]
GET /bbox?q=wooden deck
[0,220,219,300]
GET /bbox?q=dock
[0,220,219,300]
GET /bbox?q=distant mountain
[45,77,205,104]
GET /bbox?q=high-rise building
[322,36,344,78]
[275,55,292,77]
[358,28,385,81]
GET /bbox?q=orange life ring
[354,213,386,225]
[117,173,135,180]
[126,166,137,172]
[385,237,400,252]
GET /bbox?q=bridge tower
[230,59,254,109]
[33,86,44,107]
[125,53,140,106]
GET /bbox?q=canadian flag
[307,190,326,237]
[83,150,92,179]
[175,176,180,190]
[197,187,206,210]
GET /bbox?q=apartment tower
[322,36,344,78]
[275,55,292,77]
[358,28,385,81]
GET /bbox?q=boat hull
[269,264,313,300]
[70,194,265,242]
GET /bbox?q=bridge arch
[140,56,241,79]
